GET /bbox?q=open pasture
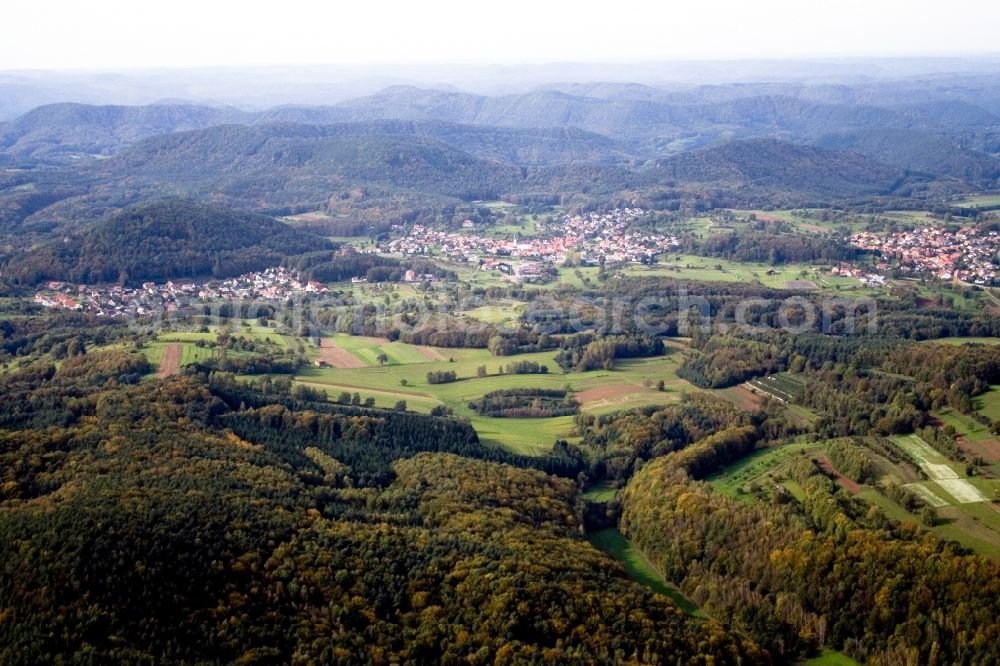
[975,385,1000,421]
[936,408,994,443]
[293,345,692,455]
[706,440,824,500]
[624,255,833,290]
[954,194,1000,209]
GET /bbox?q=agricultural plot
[141,322,302,374]
[746,373,805,404]
[710,386,766,412]
[905,483,950,507]
[893,434,992,505]
[293,346,692,455]
[936,479,989,504]
[893,433,949,467]
[143,339,213,370]
[155,344,182,378]
[319,334,479,367]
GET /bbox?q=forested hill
[0,104,639,166]
[0,102,246,161]
[0,348,765,664]
[5,81,1000,179]
[5,200,330,285]
[2,125,938,237]
[656,138,907,198]
[103,123,493,180]
[815,127,1000,186]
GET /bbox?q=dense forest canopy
[5,200,331,285]
[0,347,762,664]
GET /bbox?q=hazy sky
[3,0,999,70]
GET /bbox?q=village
[850,226,1000,285]
[34,266,327,317]
[33,209,683,316]
[380,208,680,267]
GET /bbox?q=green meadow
[803,650,861,666]
[923,337,1000,346]
[621,254,877,294]
[581,480,618,502]
[707,441,825,501]
[975,386,1000,422]
[587,528,704,617]
[954,194,1000,209]
[295,337,693,455]
[935,408,994,443]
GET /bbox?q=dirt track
[156,344,182,378]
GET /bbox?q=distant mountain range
[3,81,998,188]
[2,74,999,245]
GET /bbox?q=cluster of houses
[379,208,679,267]
[544,208,679,264]
[850,227,1000,285]
[34,267,327,318]
[829,265,888,287]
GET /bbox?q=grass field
[707,441,824,500]
[936,408,994,443]
[731,208,877,235]
[625,255,833,289]
[587,528,704,617]
[141,322,302,373]
[784,404,821,426]
[954,194,1000,209]
[922,337,1000,346]
[803,650,860,666]
[581,481,618,502]
[879,210,943,225]
[627,254,887,296]
[460,303,522,326]
[975,386,1000,422]
[294,342,692,455]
